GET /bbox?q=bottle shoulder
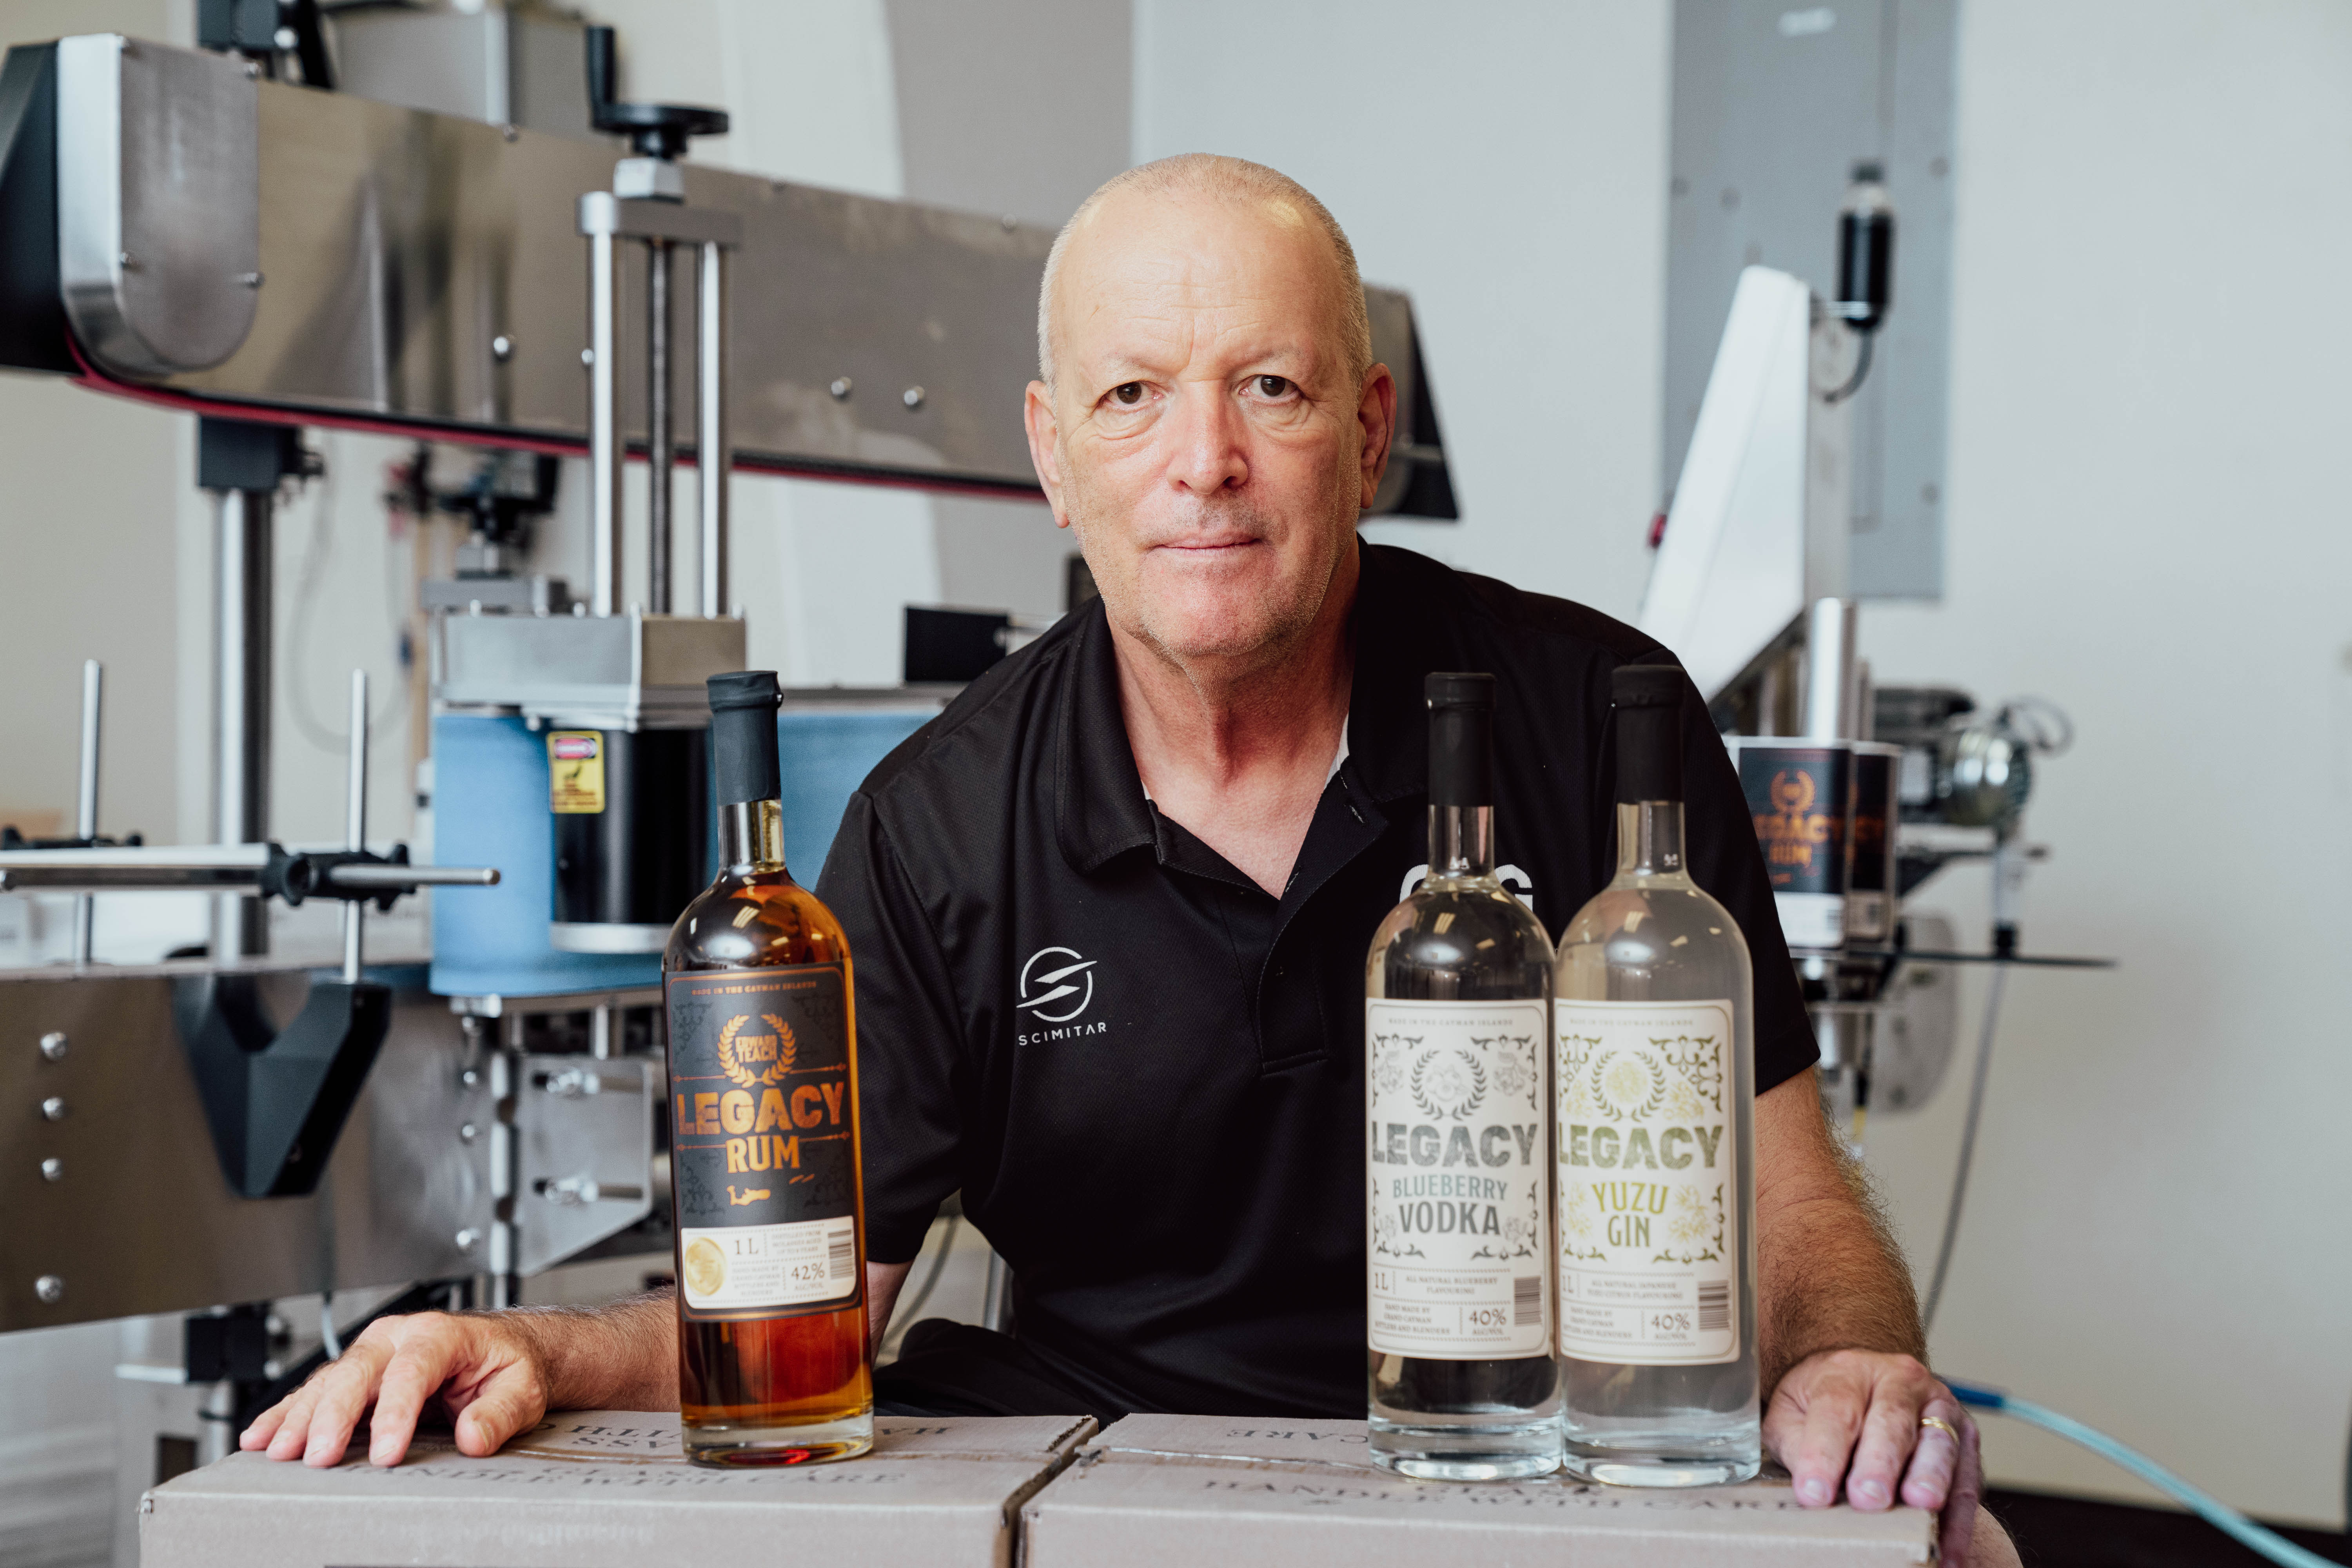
[665,869,853,973]
[1553,878,1751,997]
[1369,879,1553,958]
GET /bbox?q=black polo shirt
[816,541,1816,1419]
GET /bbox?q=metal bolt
[118,251,136,270]
[244,61,259,79]
[38,1032,66,1062]
[902,386,926,410]
[581,347,596,367]
[40,1097,67,1122]
[829,377,853,400]
[455,1228,482,1253]
[40,1158,62,1182]
[492,334,514,361]
[459,1122,478,1142]
[461,1068,481,1089]
[1000,214,1018,231]
[237,271,263,288]
[502,123,520,143]
[34,1276,63,1304]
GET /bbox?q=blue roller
[428,704,935,999]
[428,714,662,998]
[775,706,934,884]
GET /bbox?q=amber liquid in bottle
[663,674,872,1465]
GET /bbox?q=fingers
[238,1401,286,1453]
[1899,1397,1965,1511]
[1765,1350,1942,1510]
[1766,1353,1870,1506]
[1942,1408,1988,1553]
[241,1313,486,1469]
[1844,1373,1938,1504]
[366,1320,471,1466]
[450,1360,551,1458]
[259,1332,395,1467]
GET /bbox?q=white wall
[1133,0,1674,618]
[1856,0,2352,1526]
[1138,0,2352,1528]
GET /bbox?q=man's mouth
[1155,534,1263,555]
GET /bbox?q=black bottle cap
[1426,671,1496,808]
[1612,664,1685,804]
[708,670,782,806]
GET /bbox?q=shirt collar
[1054,601,1158,874]
[1341,541,1433,804]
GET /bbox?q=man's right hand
[241,1311,555,1468]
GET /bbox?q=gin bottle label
[1366,998,1550,1359]
[665,964,861,1322]
[1554,999,1740,1365]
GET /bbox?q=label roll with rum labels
[1366,998,1550,1359]
[1554,999,1739,1365]
[666,964,861,1321]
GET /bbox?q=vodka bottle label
[1554,998,1740,1365]
[1366,998,1550,1359]
[666,963,861,1321]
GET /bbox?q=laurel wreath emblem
[717,1013,796,1088]
[1589,1047,1665,1122]
[1410,1047,1488,1121]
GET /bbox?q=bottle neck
[1427,804,1496,880]
[718,798,786,872]
[1615,800,1688,880]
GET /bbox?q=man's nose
[1163,381,1249,495]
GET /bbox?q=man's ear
[1024,381,1071,528]
[1356,363,1398,510]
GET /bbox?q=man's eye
[1256,375,1293,397]
[1112,382,1144,406]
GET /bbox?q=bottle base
[1561,1437,1760,1488]
[1369,1417,1562,1482]
[682,1410,873,1468]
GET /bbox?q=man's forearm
[504,1289,680,1412]
[1753,1071,1925,1395]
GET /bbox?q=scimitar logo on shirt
[1015,946,1109,1044]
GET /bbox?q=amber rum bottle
[662,670,872,1465]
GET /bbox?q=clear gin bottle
[1553,664,1760,1485]
[1365,672,1560,1481]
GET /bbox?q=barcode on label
[828,1230,855,1281]
[1698,1280,1730,1333]
[1513,1275,1541,1327]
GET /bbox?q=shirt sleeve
[1670,675,1820,1094]
[814,790,967,1263]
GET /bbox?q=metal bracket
[171,972,394,1199]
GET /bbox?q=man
[246,154,2013,1563]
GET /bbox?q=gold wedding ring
[1919,1415,1961,1443]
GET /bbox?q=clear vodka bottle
[1553,664,1760,1485]
[1365,673,1560,1481]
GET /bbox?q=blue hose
[1948,1381,2340,1568]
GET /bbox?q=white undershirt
[1139,720,1350,804]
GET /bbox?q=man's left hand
[1765,1348,1984,1559]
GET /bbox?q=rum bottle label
[1366,998,1549,1359]
[1554,999,1740,1365]
[665,964,860,1321]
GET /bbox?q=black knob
[584,26,730,161]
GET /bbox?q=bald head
[1037,154,1373,394]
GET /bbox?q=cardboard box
[140,1411,1095,1567]
[1019,1415,1938,1566]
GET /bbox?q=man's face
[1025,190,1395,669]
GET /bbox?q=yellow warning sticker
[548,731,606,814]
